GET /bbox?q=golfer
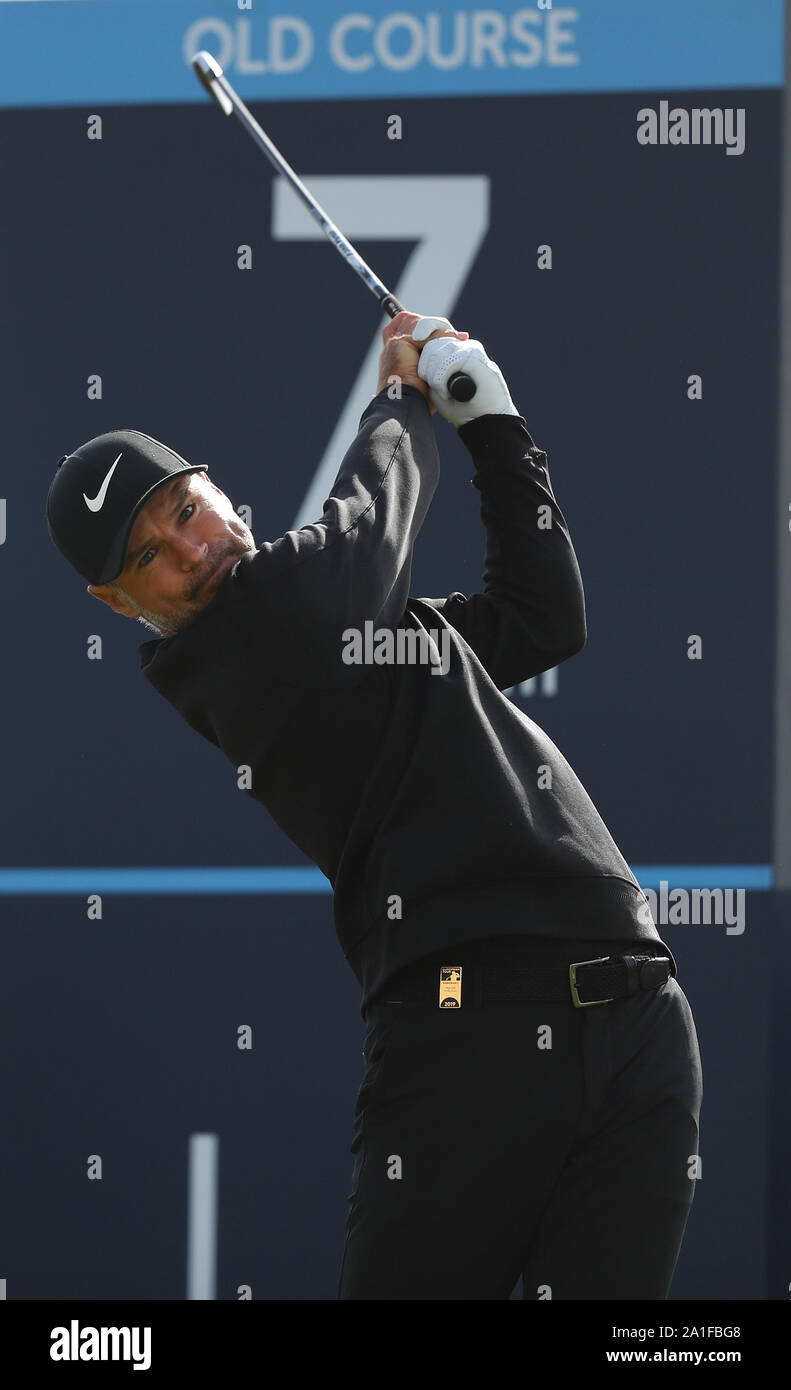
[46,311,703,1300]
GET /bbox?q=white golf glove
[412,317,519,428]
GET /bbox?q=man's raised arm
[415,335,587,691]
[232,314,468,670]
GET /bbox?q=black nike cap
[45,430,208,585]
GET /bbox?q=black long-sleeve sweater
[139,386,672,1010]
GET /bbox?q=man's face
[87,471,256,636]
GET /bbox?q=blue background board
[0,0,786,1301]
[0,90,778,870]
[0,893,781,1299]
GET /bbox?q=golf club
[190,50,477,403]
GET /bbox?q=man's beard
[130,586,221,637]
[133,604,176,636]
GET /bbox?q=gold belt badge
[439,965,462,1008]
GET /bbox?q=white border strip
[187,1133,219,1301]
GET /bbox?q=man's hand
[416,336,520,429]
[376,311,468,411]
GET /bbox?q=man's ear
[87,583,138,618]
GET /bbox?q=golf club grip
[381,295,476,403]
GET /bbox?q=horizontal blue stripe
[0,0,782,109]
[0,867,331,894]
[631,866,772,890]
[0,866,773,893]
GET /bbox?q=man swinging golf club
[46,311,703,1300]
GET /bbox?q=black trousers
[337,935,703,1300]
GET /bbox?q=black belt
[377,949,673,1010]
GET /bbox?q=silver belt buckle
[569,956,614,1008]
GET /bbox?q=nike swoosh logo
[83,453,123,512]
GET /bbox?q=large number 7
[271,174,490,530]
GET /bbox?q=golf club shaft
[191,51,476,402]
